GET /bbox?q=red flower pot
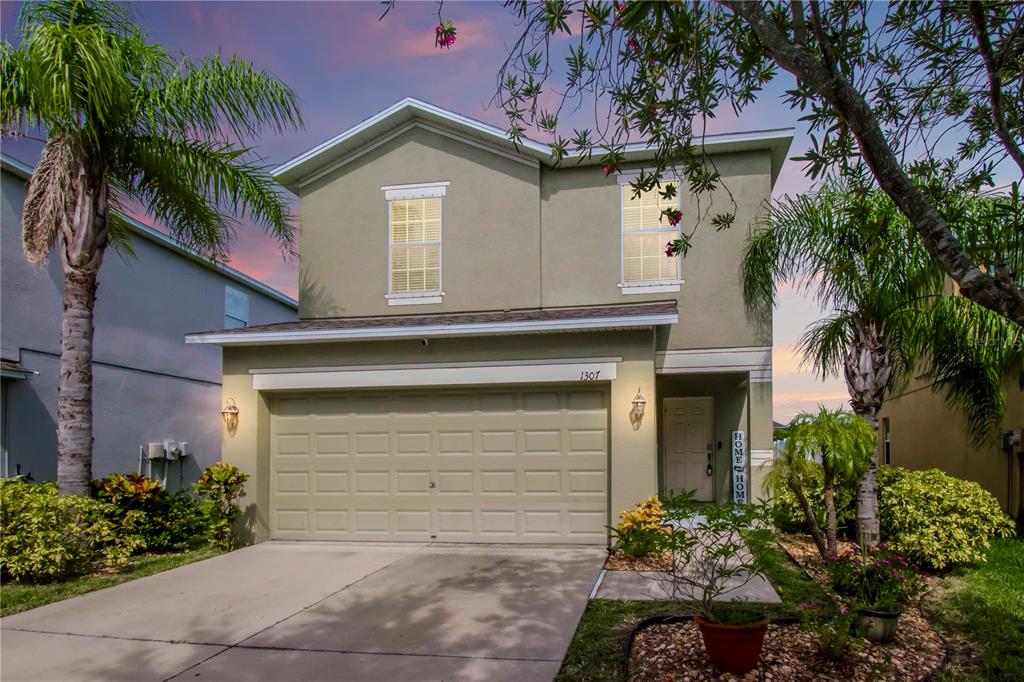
[694,615,768,675]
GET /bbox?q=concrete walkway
[594,569,781,602]
[1,542,606,682]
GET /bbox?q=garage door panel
[270,385,608,543]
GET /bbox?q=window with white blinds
[389,197,441,294]
[621,183,680,283]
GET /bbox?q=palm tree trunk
[823,464,838,556]
[56,169,108,496]
[844,323,890,550]
[789,479,828,558]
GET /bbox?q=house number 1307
[579,370,601,381]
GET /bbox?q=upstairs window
[383,182,447,305]
[620,178,682,292]
[224,285,249,329]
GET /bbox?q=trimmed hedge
[876,467,1015,569]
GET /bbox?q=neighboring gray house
[1,153,297,486]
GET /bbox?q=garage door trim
[253,358,619,391]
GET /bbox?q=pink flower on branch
[435,21,457,49]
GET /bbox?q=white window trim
[618,172,683,292]
[619,280,684,295]
[381,181,449,201]
[386,183,445,305]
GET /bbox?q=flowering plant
[823,544,924,612]
[610,495,665,557]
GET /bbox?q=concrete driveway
[1,542,606,682]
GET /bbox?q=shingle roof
[186,300,678,346]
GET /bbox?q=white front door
[663,397,715,502]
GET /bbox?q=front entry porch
[656,370,773,504]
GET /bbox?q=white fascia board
[272,98,548,185]
[251,359,618,391]
[185,312,679,346]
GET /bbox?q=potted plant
[652,499,773,674]
[823,543,923,642]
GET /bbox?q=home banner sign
[731,430,747,504]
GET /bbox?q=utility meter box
[147,442,166,460]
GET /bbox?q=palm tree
[743,185,944,547]
[1,0,302,495]
[766,407,875,557]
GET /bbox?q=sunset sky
[1,0,851,421]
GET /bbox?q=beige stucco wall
[221,330,660,542]
[298,126,542,318]
[879,376,1024,513]
[540,151,774,350]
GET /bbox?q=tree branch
[722,0,1024,326]
[967,1,1024,176]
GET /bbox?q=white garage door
[269,386,609,543]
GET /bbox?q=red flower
[603,165,614,176]
[667,209,682,226]
[626,37,639,53]
[664,242,675,258]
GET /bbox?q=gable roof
[1,153,297,309]
[271,97,794,192]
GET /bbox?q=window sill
[386,293,444,306]
[618,281,684,295]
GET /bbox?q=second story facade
[276,99,790,353]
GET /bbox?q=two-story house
[1,153,297,487]
[187,99,792,544]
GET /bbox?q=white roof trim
[271,97,793,190]
[0,153,297,309]
[185,311,679,346]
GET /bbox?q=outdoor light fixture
[631,388,647,419]
[221,398,240,433]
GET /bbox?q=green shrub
[769,462,858,533]
[0,479,139,582]
[193,462,249,550]
[877,467,1015,569]
[94,473,206,553]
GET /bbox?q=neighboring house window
[224,286,249,329]
[882,417,892,465]
[619,174,682,294]
[382,181,448,306]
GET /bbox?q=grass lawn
[556,536,822,681]
[927,538,1024,682]
[0,548,222,617]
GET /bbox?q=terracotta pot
[857,607,901,642]
[694,615,768,674]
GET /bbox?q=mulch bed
[607,549,673,571]
[627,534,947,681]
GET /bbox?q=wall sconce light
[632,388,647,419]
[221,398,240,435]
[630,387,647,431]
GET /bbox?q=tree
[0,0,302,495]
[767,407,874,557]
[484,1,1024,327]
[742,184,945,546]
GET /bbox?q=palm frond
[115,135,295,259]
[912,294,1023,444]
[146,53,303,142]
[22,136,78,264]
